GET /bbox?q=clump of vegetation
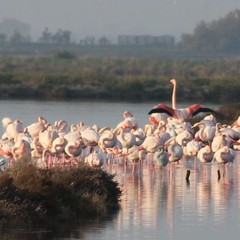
[0,159,121,229]
[54,50,76,59]
[216,104,240,124]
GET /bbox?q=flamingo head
[170,79,176,85]
[234,116,240,127]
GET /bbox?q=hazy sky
[0,0,239,41]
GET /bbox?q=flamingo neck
[171,79,176,109]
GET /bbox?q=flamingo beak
[138,146,144,151]
[149,116,158,125]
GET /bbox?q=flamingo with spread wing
[148,79,216,120]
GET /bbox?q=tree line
[178,9,240,54]
[0,9,240,53]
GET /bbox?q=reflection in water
[95,158,240,240]
[1,101,240,239]
[2,158,240,240]
[1,154,240,240]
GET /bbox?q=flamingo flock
[0,109,239,178]
[0,80,239,180]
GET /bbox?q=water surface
[1,100,238,240]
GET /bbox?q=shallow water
[1,100,239,240]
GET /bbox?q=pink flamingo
[148,79,216,120]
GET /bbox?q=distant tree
[0,33,7,42]
[51,29,63,43]
[51,29,72,44]
[98,36,111,45]
[39,27,52,43]
[178,9,240,53]
[61,30,71,44]
[79,36,95,45]
[10,30,26,43]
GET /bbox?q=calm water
[1,100,240,240]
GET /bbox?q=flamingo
[197,144,214,175]
[2,117,13,128]
[26,116,47,139]
[197,145,214,164]
[148,79,179,125]
[132,128,146,146]
[175,130,193,147]
[122,145,147,174]
[98,128,117,151]
[84,149,105,167]
[116,111,138,130]
[38,126,58,150]
[11,139,32,161]
[2,119,23,140]
[167,139,183,163]
[138,134,162,153]
[148,79,216,120]
[170,78,177,109]
[81,127,100,147]
[213,146,235,179]
[153,148,169,167]
[149,103,216,121]
[192,120,216,143]
[53,120,69,136]
[64,139,83,157]
[51,136,67,153]
[185,139,201,156]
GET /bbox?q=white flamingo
[192,120,216,143]
[26,116,47,139]
[167,139,183,163]
[116,111,138,130]
[138,133,162,153]
[38,126,58,150]
[197,144,214,175]
[213,146,235,179]
[197,145,214,164]
[2,119,23,140]
[122,145,147,174]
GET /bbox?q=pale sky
[0,0,239,41]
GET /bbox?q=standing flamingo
[122,145,147,174]
[197,144,214,175]
[213,146,235,179]
[153,148,169,168]
[148,79,216,120]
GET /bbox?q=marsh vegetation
[0,159,121,229]
[0,55,239,104]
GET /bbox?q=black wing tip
[148,109,156,115]
[192,107,216,117]
[148,108,173,116]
